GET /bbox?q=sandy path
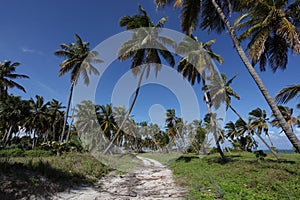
[54,156,186,200]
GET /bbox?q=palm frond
[181,0,201,35]
[275,84,300,104]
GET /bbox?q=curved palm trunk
[229,105,280,159]
[103,66,146,155]
[60,82,74,142]
[211,0,300,153]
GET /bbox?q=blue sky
[1,0,299,149]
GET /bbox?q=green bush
[24,149,53,157]
[68,136,85,152]
[41,137,85,155]
[0,148,24,157]
[254,150,267,160]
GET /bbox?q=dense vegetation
[1,0,300,199]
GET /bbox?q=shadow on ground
[0,159,92,200]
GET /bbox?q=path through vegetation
[54,156,186,199]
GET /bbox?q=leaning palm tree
[103,5,175,154]
[154,0,300,152]
[0,61,29,99]
[55,34,103,142]
[249,108,274,147]
[210,73,280,158]
[225,120,256,151]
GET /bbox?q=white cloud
[21,47,43,55]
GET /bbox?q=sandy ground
[53,156,186,200]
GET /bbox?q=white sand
[53,156,186,200]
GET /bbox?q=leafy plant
[254,150,267,160]
[0,148,24,157]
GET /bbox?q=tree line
[1,1,300,161]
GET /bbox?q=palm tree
[74,100,103,151]
[234,0,300,72]
[225,120,256,151]
[176,35,226,160]
[103,5,175,154]
[155,0,300,154]
[211,0,300,153]
[55,34,103,142]
[25,95,50,148]
[270,106,300,132]
[0,95,30,146]
[0,61,29,98]
[210,73,280,158]
[204,112,227,160]
[165,109,181,150]
[98,104,118,142]
[48,99,65,141]
[249,108,274,147]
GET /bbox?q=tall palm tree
[103,5,175,154]
[55,34,103,142]
[155,0,300,154]
[210,73,280,158]
[0,61,29,98]
[211,0,300,153]
[48,99,65,141]
[176,35,227,160]
[25,95,50,148]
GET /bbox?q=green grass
[168,152,300,200]
[0,152,110,198]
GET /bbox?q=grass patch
[0,152,109,199]
[169,152,300,199]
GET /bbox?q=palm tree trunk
[229,105,280,159]
[60,82,74,142]
[52,123,56,141]
[210,0,300,153]
[103,66,147,155]
[66,108,75,142]
[4,123,14,146]
[203,81,227,161]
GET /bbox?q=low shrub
[254,150,267,160]
[24,149,53,157]
[0,148,24,157]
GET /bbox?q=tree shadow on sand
[0,158,99,200]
